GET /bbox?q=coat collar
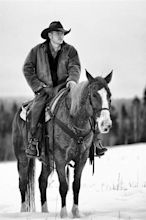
[41,40,67,53]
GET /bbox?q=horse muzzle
[96,117,112,134]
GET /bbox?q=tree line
[102,87,146,146]
[0,88,146,161]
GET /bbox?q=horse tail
[25,158,36,212]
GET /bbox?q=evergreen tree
[0,102,6,136]
[120,104,130,144]
[143,87,146,105]
[131,97,142,143]
[0,100,19,161]
[110,105,119,135]
[141,87,146,142]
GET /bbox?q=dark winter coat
[23,41,81,93]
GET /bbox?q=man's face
[49,31,64,45]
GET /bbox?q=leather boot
[95,140,107,156]
[26,138,39,157]
[26,137,47,165]
[25,92,47,158]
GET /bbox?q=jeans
[29,91,48,137]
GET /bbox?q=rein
[47,89,93,149]
[54,116,92,145]
[48,84,110,158]
[48,86,110,149]
[96,107,110,114]
[47,90,92,149]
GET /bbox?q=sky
[0,0,146,99]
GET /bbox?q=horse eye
[109,97,112,103]
[109,98,112,106]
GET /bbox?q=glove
[66,81,77,89]
[43,86,53,97]
[36,84,53,97]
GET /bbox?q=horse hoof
[60,207,68,218]
[21,202,27,212]
[42,202,49,213]
[72,204,80,218]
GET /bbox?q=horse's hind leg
[17,157,29,212]
[13,111,35,212]
[72,155,88,218]
[38,163,53,213]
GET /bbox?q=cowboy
[23,21,107,158]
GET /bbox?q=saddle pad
[20,88,68,122]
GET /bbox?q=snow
[0,143,146,219]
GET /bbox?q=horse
[12,70,112,218]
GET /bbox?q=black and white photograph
[0,0,146,219]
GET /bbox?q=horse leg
[13,111,36,212]
[56,162,68,218]
[72,155,88,218]
[17,157,29,212]
[38,163,53,213]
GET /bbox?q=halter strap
[96,107,110,113]
[88,85,110,115]
[54,116,92,145]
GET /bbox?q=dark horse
[12,70,112,218]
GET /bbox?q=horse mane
[70,80,89,116]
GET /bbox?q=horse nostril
[104,128,108,132]
[108,124,112,129]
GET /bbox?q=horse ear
[104,70,113,84]
[85,69,94,82]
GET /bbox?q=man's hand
[66,81,77,89]
[36,84,53,97]
[43,85,53,97]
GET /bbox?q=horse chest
[64,135,93,162]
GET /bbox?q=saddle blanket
[20,88,68,122]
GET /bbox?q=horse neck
[71,85,92,128]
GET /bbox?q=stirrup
[27,138,40,157]
[38,153,48,166]
[95,147,105,155]
[98,140,107,151]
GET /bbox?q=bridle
[88,84,111,117]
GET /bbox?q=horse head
[86,69,113,133]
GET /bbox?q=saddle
[20,88,68,122]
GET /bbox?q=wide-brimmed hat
[41,21,71,39]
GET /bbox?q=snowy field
[0,143,146,220]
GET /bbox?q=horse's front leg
[38,162,53,213]
[72,152,88,218]
[56,161,68,218]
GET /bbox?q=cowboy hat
[41,21,71,39]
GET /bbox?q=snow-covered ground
[0,143,146,220]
